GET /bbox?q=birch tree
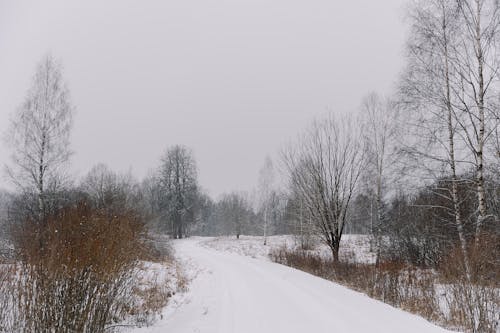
[283,115,365,261]
[360,93,398,263]
[452,0,500,237]
[257,156,275,245]
[5,55,73,222]
[399,0,474,275]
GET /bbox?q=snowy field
[200,234,376,263]
[127,237,457,333]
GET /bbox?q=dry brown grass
[439,234,500,332]
[125,260,174,326]
[270,243,499,332]
[0,262,16,332]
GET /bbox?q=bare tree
[360,93,398,263]
[283,115,365,261]
[5,55,73,221]
[399,0,472,276]
[218,192,251,239]
[80,163,140,213]
[158,145,198,238]
[285,191,317,250]
[140,170,164,230]
[494,111,500,164]
[257,156,275,245]
[398,4,500,329]
[452,0,500,237]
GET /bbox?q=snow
[201,234,376,263]
[129,237,457,333]
[200,235,293,259]
[124,260,183,326]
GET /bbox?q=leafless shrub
[100,236,180,329]
[440,234,500,333]
[5,199,150,333]
[0,263,16,332]
[292,231,317,251]
[124,260,175,327]
[142,235,174,263]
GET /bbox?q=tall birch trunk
[442,8,471,279]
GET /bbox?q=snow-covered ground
[201,234,376,263]
[129,237,457,333]
[122,259,186,327]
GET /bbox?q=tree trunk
[443,18,472,279]
[473,0,488,241]
[263,211,267,246]
[330,237,340,262]
[475,150,487,238]
[375,171,383,266]
[38,133,47,224]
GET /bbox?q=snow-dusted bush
[440,234,500,333]
[0,263,16,332]
[4,199,149,333]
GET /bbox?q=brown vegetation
[270,236,500,333]
[439,234,500,332]
[3,199,152,333]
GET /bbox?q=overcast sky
[0,0,407,198]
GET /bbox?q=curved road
[138,238,455,333]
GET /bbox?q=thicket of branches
[6,199,148,333]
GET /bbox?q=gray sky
[0,0,407,198]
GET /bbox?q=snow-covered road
[135,238,455,333]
